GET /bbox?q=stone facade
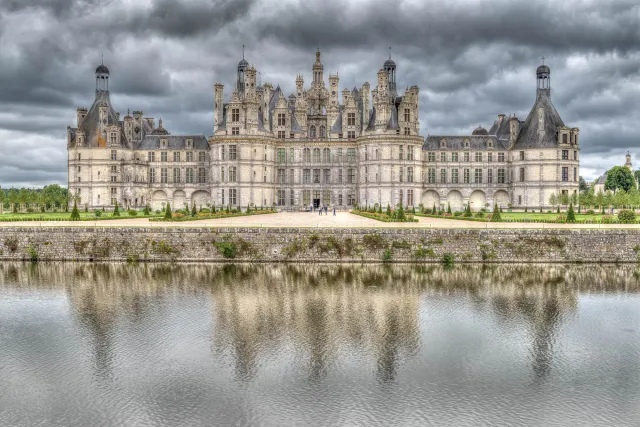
[1,227,639,263]
[67,54,579,211]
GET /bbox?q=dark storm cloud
[0,0,639,187]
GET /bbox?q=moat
[1,263,639,426]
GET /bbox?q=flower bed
[150,210,276,222]
[351,210,418,223]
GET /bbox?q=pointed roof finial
[389,47,392,60]
[242,45,245,60]
[541,56,545,65]
[101,54,104,65]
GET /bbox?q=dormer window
[161,139,168,148]
[464,139,470,148]
[440,139,447,148]
[488,140,493,148]
[186,139,193,149]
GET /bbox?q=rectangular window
[562,150,568,160]
[520,167,526,182]
[407,189,414,206]
[399,190,403,207]
[277,190,286,206]
[323,169,330,184]
[452,169,459,184]
[337,148,343,163]
[475,152,482,162]
[290,189,294,206]
[111,165,117,173]
[439,168,446,183]
[277,148,286,163]
[574,151,577,160]
[198,168,206,183]
[474,168,482,184]
[428,152,435,162]
[229,166,237,183]
[574,167,577,182]
[498,152,505,162]
[161,168,168,183]
[303,190,311,206]
[277,169,285,184]
[111,150,117,161]
[111,187,117,196]
[278,131,286,139]
[562,167,569,182]
[231,127,239,135]
[232,109,240,122]
[399,146,404,160]
[111,175,117,183]
[229,189,237,206]
[229,145,237,160]
[277,113,286,126]
[487,169,493,184]
[221,146,226,160]
[290,148,294,162]
[464,152,470,162]
[186,152,193,162]
[408,146,414,161]
[161,151,168,162]
[303,169,311,184]
[399,167,404,183]
[348,168,356,184]
[404,108,410,122]
[497,168,505,184]
[149,168,156,183]
[186,168,193,183]
[428,168,436,184]
[173,168,180,183]
[404,128,410,136]
[338,193,343,205]
[313,169,320,184]
[487,153,493,162]
[148,152,155,162]
[347,113,356,126]
[440,152,446,162]
[464,168,470,184]
[562,133,568,144]
[221,189,225,206]
[347,148,356,163]
[289,169,294,184]
[452,152,459,162]
[221,167,225,182]
[199,151,206,162]
[520,151,525,161]
[174,152,180,162]
[407,167,414,183]
[338,169,343,184]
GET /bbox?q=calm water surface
[1,263,640,427]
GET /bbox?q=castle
[67,51,579,211]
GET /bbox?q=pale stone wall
[1,227,639,264]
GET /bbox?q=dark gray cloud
[0,0,639,187]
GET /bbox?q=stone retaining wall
[0,227,637,263]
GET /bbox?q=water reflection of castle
[2,263,639,383]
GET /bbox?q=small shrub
[152,240,178,256]
[4,237,19,253]
[442,253,454,266]
[164,203,172,219]
[618,209,636,224]
[601,215,615,224]
[143,205,151,215]
[308,234,320,248]
[128,209,138,216]
[363,234,386,250]
[566,202,576,222]
[26,245,38,262]
[453,212,462,217]
[70,200,81,221]
[382,248,393,263]
[474,211,486,218]
[586,210,595,215]
[94,210,102,217]
[113,201,120,217]
[215,241,237,258]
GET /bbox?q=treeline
[0,185,69,212]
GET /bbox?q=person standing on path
[333,207,336,216]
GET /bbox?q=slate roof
[69,90,129,148]
[366,107,376,131]
[135,135,208,150]
[331,105,344,133]
[513,89,565,149]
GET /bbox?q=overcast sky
[0,0,639,188]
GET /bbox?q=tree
[212,204,216,214]
[605,166,635,193]
[191,201,197,217]
[634,169,640,187]
[464,203,472,217]
[491,203,501,222]
[386,204,391,216]
[397,204,406,221]
[566,202,576,222]
[143,205,151,215]
[377,204,382,214]
[549,193,557,209]
[164,202,172,219]
[447,203,452,214]
[579,176,589,192]
[113,201,120,216]
[70,200,81,220]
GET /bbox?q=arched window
[313,148,321,163]
[310,126,316,137]
[303,148,311,163]
[319,125,326,138]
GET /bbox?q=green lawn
[500,212,610,221]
